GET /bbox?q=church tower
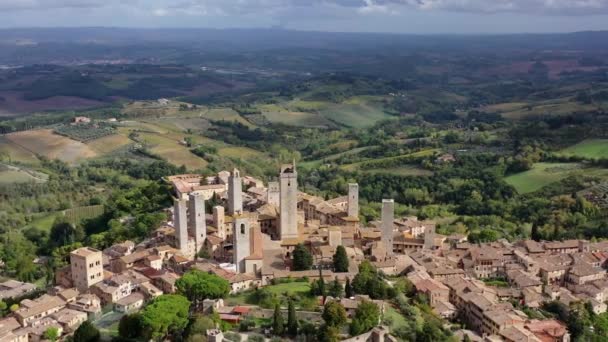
[279,161,298,240]
[233,217,251,273]
[228,169,243,215]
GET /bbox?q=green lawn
[265,281,310,295]
[559,139,608,159]
[383,305,408,333]
[505,163,585,194]
[26,212,59,232]
[226,281,311,306]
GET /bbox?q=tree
[0,300,6,317]
[119,313,143,339]
[140,295,191,340]
[350,300,380,336]
[287,299,298,336]
[317,324,340,342]
[328,278,343,298]
[73,321,100,342]
[322,301,347,328]
[43,327,60,342]
[292,244,313,271]
[50,217,84,247]
[176,270,230,309]
[272,303,284,336]
[188,315,216,337]
[332,245,349,272]
[345,278,353,298]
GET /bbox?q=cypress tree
[332,245,349,272]
[287,299,298,336]
[345,277,353,298]
[272,303,284,336]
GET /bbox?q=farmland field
[0,164,48,184]
[559,139,608,159]
[263,110,332,128]
[137,132,207,170]
[319,100,392,128]
[0,136,40,164]
[86,134,132,154]
[363,165,434,177]
[5,129,97,164]
[505,163,594,194]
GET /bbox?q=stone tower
[424,225,435,250]
[228,169,243,215]
[233,217,251,273]
[70,247,103,291]
[381,199,394,256]
[279,161,298,240]
[267,181,280,207]
[188,192,206,254]
[174,198,189,253]
[347,183,359,218]
[213,206,226,240]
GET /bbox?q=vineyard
[62,205,104,224]
[54,122,116,142]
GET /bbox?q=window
[89,263,94,268]
[240,223,245,234]
[96,261,100,265]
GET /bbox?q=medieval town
[1,162,606,342]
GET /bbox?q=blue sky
[1,0,608,33]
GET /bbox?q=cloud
[1,0,608,17]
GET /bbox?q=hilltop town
[1,162,606,342]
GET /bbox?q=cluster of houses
[1,163,607,341]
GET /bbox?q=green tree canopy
[322,301,347,328]
[73,321,100,342]
[350,300,380,336]
[119,313,143,339]
[332,245,349,272]
[140,294,191,340]
[176,270,230,309]
[292,244,313,271]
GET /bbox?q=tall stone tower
[347,183,359,218]
[70,247,103,291]
[279,162,298,240]
[424,225,435,250]
[381,199,394,256]
[174,198,189,253]
[267,181,280,207]
[188,192,206,254]
[213,206,226,240]
[228,169,243,215]
[233,217,251,273]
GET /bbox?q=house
[0,280,37,300]
[51,308,88,332]
[115,292,145,313]
[0,317,27,342]
[14,295,66,327]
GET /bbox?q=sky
[1,0,608,34]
